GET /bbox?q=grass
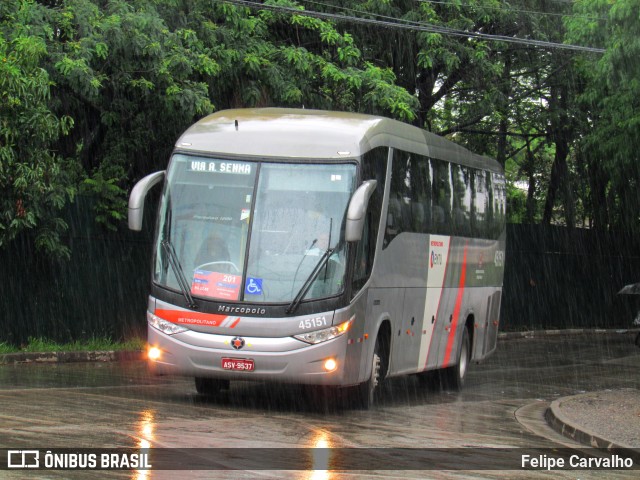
[0,337,145,354]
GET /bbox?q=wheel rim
[364,350,380,405]
[458,336,469,379]
[372,352,380,389]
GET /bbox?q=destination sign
[189,161,252,175]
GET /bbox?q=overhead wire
[225,0,605,53]
[299,0,605,51]
[413,0,608,22]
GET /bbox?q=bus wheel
[354,336,382,409]
[195,377,229,395]
[441,327,470,391]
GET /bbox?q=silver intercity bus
[128,108,506,408]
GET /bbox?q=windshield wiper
[161,239,198,309]
[286,247,334,315]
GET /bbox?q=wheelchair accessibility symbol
[245,277,263,295]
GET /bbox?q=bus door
[482,291,501,356]
[430,239,470,369]
[418,235,452,370]
[395,288,427,374]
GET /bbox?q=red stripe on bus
[229,317,241,328]
[156,309,228,327]
[442,243,468,366]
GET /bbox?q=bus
[128,108,506,408]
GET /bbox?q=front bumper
[147,325,350,386]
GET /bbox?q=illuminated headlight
[147,311,188,335]
[294,318,353,345]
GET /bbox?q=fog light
[148,346,161,361]
[323,358,337,372]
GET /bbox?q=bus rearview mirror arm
[345,180,377,242]
[128,171,165,231]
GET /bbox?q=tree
[566,0,640,233]
[2,0,632,258]
[0,0,78,259]
[47,0,418,227]
[0,0,419,256]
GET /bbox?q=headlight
[294,317,353,345]
[148,311,188,335]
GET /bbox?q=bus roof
[176,108,502,174]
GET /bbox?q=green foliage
[45,0,219,230]
[506,183,527,224]
[0,341,15,354]
[0,1,80,259]
[1,0,639,260]
[0,0,420,250]
[566,0,640,232]
[2,336,145,353]
[81,172,127,230]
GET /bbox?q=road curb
[0,350,145,365]
[545,396,640,463]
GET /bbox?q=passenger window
[431,158,452,236]
[351,147,387,296]
[384,150,433,247]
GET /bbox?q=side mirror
[128,171,165,231]
[345,180,377,242]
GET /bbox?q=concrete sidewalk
[546,389,640,459]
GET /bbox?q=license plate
[221,358,255,371]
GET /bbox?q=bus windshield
[154,154,357,304]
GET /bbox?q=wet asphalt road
[1,332,638,479]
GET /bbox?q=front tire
[195,377,230,395]
[441,327,470,391]
[353,335,385,409]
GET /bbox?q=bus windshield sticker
[245,277,263,296]
[188,161,252,175]
[191,270,241,300]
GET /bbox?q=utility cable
[413,0,608,22]
[225,0,605,53]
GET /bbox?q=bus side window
[351,147,387,296]
[385,198,402,245]
[384,151,405,247]
[431,158,452,236]
[352,213,372,294]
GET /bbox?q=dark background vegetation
[3,209,639,345]
[1,0,639,344]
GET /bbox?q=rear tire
[441,327,470,391]
[195,377,230,395]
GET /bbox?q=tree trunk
[525,140,537,223]
[587,157,609,229]
[543,83,574,227]
[496,54,512,169]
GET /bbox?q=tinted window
[383,149,504,242]
[352,147,387,294]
